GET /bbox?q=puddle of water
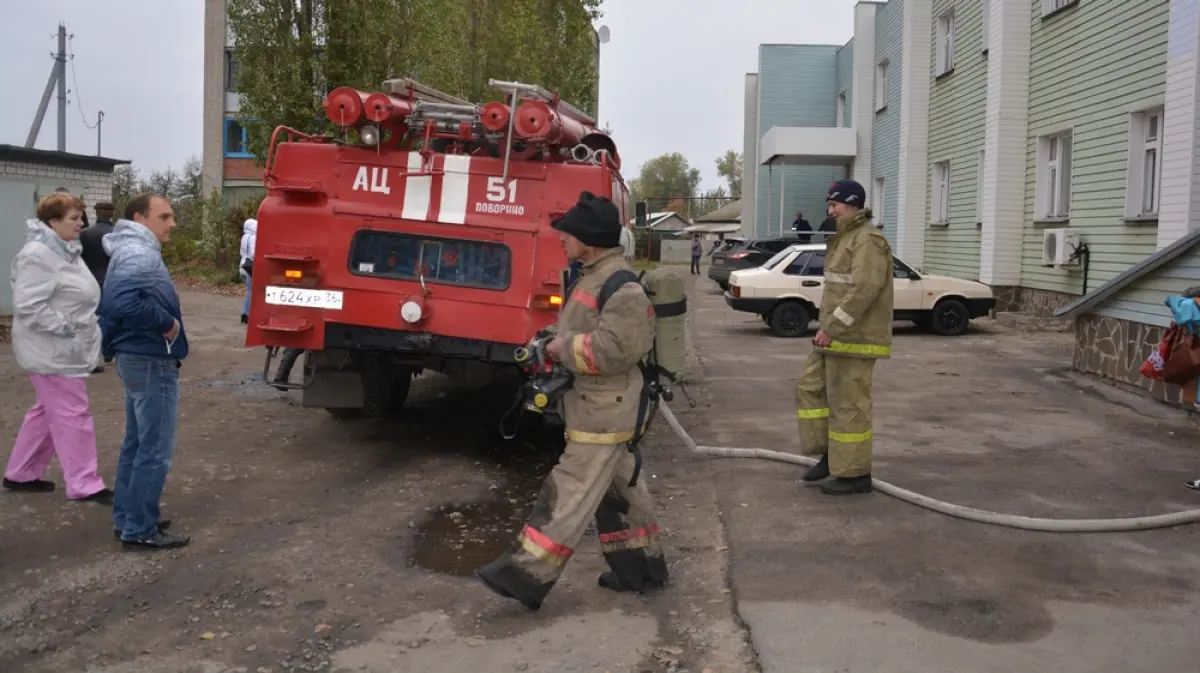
[192,371,285,399]
[409,442,557,577]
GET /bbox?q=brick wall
[0,160,114,222]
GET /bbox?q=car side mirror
[908,271,921,281]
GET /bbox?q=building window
[225,49,238,92]
[872,177,885,227]
[1126,107,1164,219]
[975,149,985,225]
[1036,132,1073,219]
[932,161,951,225]
[936,9,956,76]
[875,60,889,112]
[836,92,846,128]
[224,118,252,158]
[981,0,990,54]
[1043,0,1079,17]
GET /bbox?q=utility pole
[25,23,68,151]
[96,111,104,155]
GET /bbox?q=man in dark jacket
[792,212,813,243]
[100,193,190,551]
[817,215,837,241]
[80,202,115,288]
[81,202,117,371]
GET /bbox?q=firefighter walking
[796,179,894,495]
[476,192,668,611]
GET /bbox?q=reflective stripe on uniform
[826,272,853,284]
[797,408,831,419]
[599,523,661,552]
[829,429,872,443]
[822,340,891,357]
[518,524,574,566]
[572,334,600,374]
[567,428,635,444]
[833,306,856,326]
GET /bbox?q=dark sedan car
[707,237,795,290]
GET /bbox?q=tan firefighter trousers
[795,349,876,478]
[495,439,667,603]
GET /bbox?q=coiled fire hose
[655,403,1200,533]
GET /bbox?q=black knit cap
[826,179,866,207]
[551,191,622,248]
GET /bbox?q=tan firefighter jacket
[817,210,894,359]
[555,247,656,445]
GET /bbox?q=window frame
[1042,0,1080,18]
[975,148,986,226]
[872,176,885,229]
[936,9,956,77]
[932,160,951,225]
[836,92,847,128]
[782,251,812,276]
[346,230,514,292]
[875,60,889,112]
[1035,131,1073,220]
[1125,106,1164,221]
[224,49,238,92]
[223,118,252,158]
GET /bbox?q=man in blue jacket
[100,193,190,550]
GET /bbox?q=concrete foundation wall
[660,239,693,264]
[1073,313,1187,406]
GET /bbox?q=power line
[67,34,99,130]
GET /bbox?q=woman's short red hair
[36,192,84,224]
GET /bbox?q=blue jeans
[242,274,252,316]
[113,354,180,540]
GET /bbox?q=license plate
[714,259,724,265]
[264,286,344,310]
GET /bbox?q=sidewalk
[679,265,1200,672]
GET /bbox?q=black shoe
[802,455,830,482]
[598,571,634,592]
[79,488,114,505]
[3,478,56,492]
[113,519,172,539]
[121,530,190,550]
[475,563,543,611]
[240,314,249,324]
[819,475,873,496]
[92,365,106,374]
[103,356,113,364]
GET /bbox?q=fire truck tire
[362,366,416,417]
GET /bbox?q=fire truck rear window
[348,231,512,290]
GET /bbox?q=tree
[227,0,603,162]
[629,152,702,214]
[716,150,743,199]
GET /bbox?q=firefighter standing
[795,179,893,495]
[476,191,668,611]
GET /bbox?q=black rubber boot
[802,454,830,482]
[475,560,544,611]
[819,474,873,496]
[272,349,302,391]
[3,478,56,492]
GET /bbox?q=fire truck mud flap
[301,349,416,418]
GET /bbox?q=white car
[724,243,997,337]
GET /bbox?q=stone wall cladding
[991,286,1022,313]
[1015,286,1075,317]
[1073,313,1184,405]
[0,160,113,222]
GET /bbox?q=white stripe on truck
[402,152,431,221]
[438,154,471,225]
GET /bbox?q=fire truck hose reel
[654,402,1200,533]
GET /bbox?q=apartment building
[743,0,932,259]
[201,0,261,206]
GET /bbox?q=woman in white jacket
[239,218,257,324]
[3,192,111,503]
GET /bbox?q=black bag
[241,258,253,276]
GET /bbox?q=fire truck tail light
[532,294,563,310]
[285,269,304,279]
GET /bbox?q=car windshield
[762,248,796,271]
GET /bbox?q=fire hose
[654,402,1200,533]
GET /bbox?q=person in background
[690,235,703,275]
[619,221,635,263]
[792,211,813,244]
[101,193,190,550]
[239,218,257,324]
[4,192,112,504]
[80,201,117,372]
[818,214,837,240]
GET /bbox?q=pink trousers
[5,373,106,500]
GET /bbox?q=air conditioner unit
[1042,228,1081,267]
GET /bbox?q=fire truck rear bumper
[322,323,524,364]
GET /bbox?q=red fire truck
[245,78,629,418]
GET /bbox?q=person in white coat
[239,218,257,324]
[619,222,636,262]
[3,192,111,503]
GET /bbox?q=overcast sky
[0,0,860,191]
